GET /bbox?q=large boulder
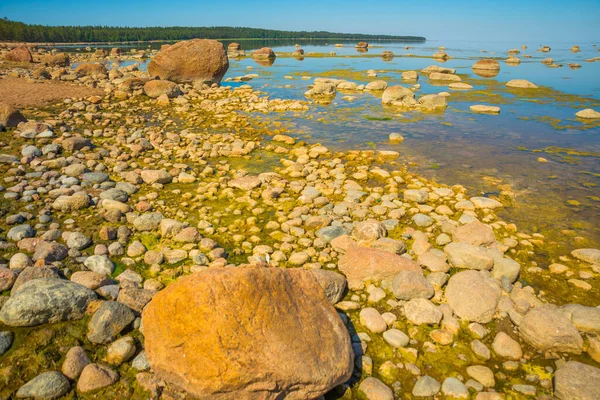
[445,270,501,323]
[148,39,229,84]
[519,305,583,354]
[0,278,96,327]
[554,361,600,400]
[0,102,27,127]
[338,247,421,289]
[419,94,447,111]
[142,267,353,399]
[5,46,33,63]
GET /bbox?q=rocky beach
[0,33,599,400]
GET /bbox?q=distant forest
[0,18,426,43]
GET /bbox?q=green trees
[0,19,426,43]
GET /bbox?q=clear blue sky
[1,0,599,42]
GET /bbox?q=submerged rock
[506,79,538,89]
[142,267,353,399]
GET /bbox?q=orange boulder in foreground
[143,267,354,399]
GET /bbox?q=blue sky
[1,0,599,42]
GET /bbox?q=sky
[1,0,599,43]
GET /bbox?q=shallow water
[76,39,600,249]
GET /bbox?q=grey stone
[16,371,70,399]
[7,224,34,241]
[392,270,434,300]
[84,255,115,276]
[0,331,13,356]
[412,375,440,397]
[87,300,136,344]
[310,269,347,304]
[0,278,96,327]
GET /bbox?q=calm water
[73,39,600,249]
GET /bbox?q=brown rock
[473,59,500,71]
[77,364,119,393]
[519,305,583,354]
[338,247,421,289]
[453,220,496,246]
[62,346,90,380]
[5,46,33,63]
[143,80,181,99]
[142,267,353,399]
[75,63,107,77]
[42,53,70,67]
[0,102,27,127]
[252,47,276,60]
[148,39,229,84]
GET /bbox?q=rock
[66,232,92,250]
[42,53,70,67]
[441,377,468,399]
[575,109,600,119]
[141,169,172,184]
[77,364,119,393]
[402,71,418,80]
[75,63,107,76]
[419,94,447,111]
[466,365,495,387]
[7,224,34,241]
[105,336,136,365]
[5,46,33,63]
[33,241,68,262]
[87,301,136,344]
[16,371,70,399]
[473,59,500,71]
[0,331,13,356]
[142,267,353,399]
[62,136,91,152]
[310,269,347,304]
[134,212,163,231]
[429,72,461,81]
[383,328,409,348]
[571,248,600,264]
[62,346,90,380]
[352,219,386,242]
[252,47,276,59]
[356,42,369,49]
[561,304,600,333]
[554,361,600,400]
[148,39,229,84]
[117,288,155,313]
[404,189,429,203]
[365,80,388,91]
[404,298,442,325]
[470,105,500,114]
[453,221,496,246]
[445,270,501,323]
[445,242,494,270]
[84,255,115,276]
[491,332,522,360]
[338,247,421,289]
[470,197,503,209]
[519,305,583,354]
[228,175,261,190]
[0,102,27,127]
[412,375,440,397]
[52,194,90,211]
[306,82,336,97]
[381,85,415,105]
[360,308,387,333]
[358,377,394,400]
[0,278,96,327]
[144,80,182,98]
[392,270,434,300]
[506,79,538,89]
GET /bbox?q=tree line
[0,18,426,43]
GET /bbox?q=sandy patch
[0,77,103,108]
